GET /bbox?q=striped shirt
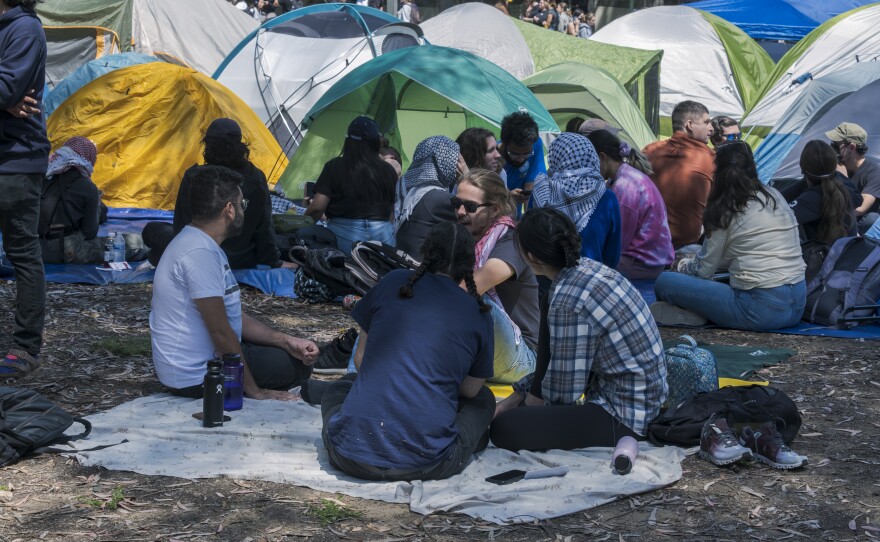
[519,259,668,436]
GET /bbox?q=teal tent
[278,45,558,198]
[523,62,657,150]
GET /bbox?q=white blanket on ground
[64,394,685,524]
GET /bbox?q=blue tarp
[686,0,874,41]
[0,209,298,298]
[44,53,160,117]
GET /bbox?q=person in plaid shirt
[490,207,668,451]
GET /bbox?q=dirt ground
[1,281,879,542]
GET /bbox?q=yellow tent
[48,62,287,211]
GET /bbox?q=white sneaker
[650,302,709,327]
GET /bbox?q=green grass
[307,498,363,525]
[92,336,151,357]
[78,486,125,510]
[0,485,9,491]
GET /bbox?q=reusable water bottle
[612,436,639,475]
[112,232,126,263]
[203,359,225,428]
[222,353,244,411]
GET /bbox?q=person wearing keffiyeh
[530,132,622,268]
[38,136,105,264]
[394,135,466,257]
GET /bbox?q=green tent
[523,62,657,150]
[512,18,662,135]
[278,45,559,198]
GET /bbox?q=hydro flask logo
[215,384,223,394]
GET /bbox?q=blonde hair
[459,169,516,219]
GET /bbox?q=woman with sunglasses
[652,142,807,330]
[587,129,673,280]
[394,135,468,258]
[490,207,667,451]
[530,132,621,268]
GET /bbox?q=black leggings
[490,402,642,451]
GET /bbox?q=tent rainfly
[277,45,558,199]
[512,18,662,135]
[523,62,657,150]
[48,63,287,211]
[591,5,773,134]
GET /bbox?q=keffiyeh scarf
[394,136,460,232]
[46,136,97,179]
[531,132,606,233]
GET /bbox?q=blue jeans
[0,174,45,355]
[326,217,394,255]
[654,272,806,331]
[345,301,536,384]
[488,300,536,384]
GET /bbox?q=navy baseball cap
[347,116,381,142]
[205,118,242,142]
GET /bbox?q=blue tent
[754,63,880,181]
[686,0,873,41]
[45,53,159,117]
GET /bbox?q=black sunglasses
[451,196,491,213]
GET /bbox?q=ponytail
[516,208,582,271]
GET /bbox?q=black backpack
[647,385,801,447]
[346,241,421,295]
[1,387,92,466]
[291,225,339,251]
[289,246,358,297]
[803,236,880,328]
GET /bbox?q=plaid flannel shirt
[519,259,668,436]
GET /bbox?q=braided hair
[515,208,582,271]
[398,222,490,312]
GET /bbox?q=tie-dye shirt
[610,163,674,268]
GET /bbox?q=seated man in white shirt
[150,165,318,399]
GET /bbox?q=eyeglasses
[505,147,535,160]
[232,198,248,211]
[724,132,742,142]
[451,196,491,213]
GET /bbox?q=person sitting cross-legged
[150,165,318,399]
[490,207,668,451]
[320,221,496,482]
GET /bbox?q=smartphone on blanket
[485,469,527,485]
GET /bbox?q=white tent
[742,4,880,130]
[754,62,880,182]
[39,0,257,88]
[214,4,422,154]
[590,5,773,124]
[419,3,534,80]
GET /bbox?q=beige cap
[825,122,867,146]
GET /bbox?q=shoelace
[712,425,740,447]
[761,428,792,453]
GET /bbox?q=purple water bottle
[222,353,244,411]
[612,436,639,475]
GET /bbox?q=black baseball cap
[347,116,380,142]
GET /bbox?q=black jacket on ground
[39,169,101,239]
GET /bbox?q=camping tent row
[276,45,558,199]
[591,5,773,134]
[754,62,880,182]
[38,0,257,89]
[214,3,425,156]
[48,62,287,211]
[742,3,880,138]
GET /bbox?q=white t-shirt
[150,226,243,388]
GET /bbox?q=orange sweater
[643,133,715,248]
